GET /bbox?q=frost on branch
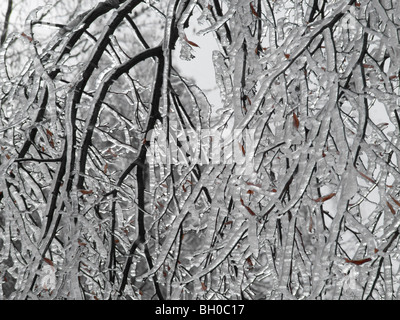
[1,0,400,300]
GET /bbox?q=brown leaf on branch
[387,201,396,215]
[390,195,400,207]
[43,257,54,267]
[238,142,246,155]
[357,170,376,184]
[313,192,336,203]
[184,34,199,48]
[250,2,259,17]
[21,32,33,42]
[240,198,256,216]
[293,112,299,129]
[79,189,93,195]
[344,257,372,265]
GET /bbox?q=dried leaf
[107,148,117,158]
[21,32,33,42]
[357,170,376,184]
[43,257,54,267]
[246,257,254,267]
[344,257,371,265]
[387,201,396,215]
[240,198,256,216]
[246,182,261,187]
[250,2,259,17]
[363,64,374,68]
[313,192,336,202]
[293,112,299,129]
[79,189,93,195]
[390,195,400,207]
[238,142,245,155]
[184,34,199,48]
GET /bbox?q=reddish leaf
[246,182,261,187]
[390,195,400,207]
[389,75,398,80]
[240,198,256,216]
[43,257,54,267]
[157,201,164,208]
[246,95,252,105]
[184,34,200,48]
[182,184,187,192]
[363,64,374,68]
[247,190,255,195]
[107,148,117,158]
[79,189,93,195]
[284,53,290,59]
[293,112,299,129]
[238,142,246,155]
[21,32,33,42]
[201,282,207,291]
[5,154,10,160]
[344,257,371,265]
[46,129,53,137]
[355,2,361,7]
[225,220,233,225]
[104,163,108,174]
[387,201,396,215]
[374,248,379,253]
[78,239,87,246]
[246,257,254,267]
[357,170,376,184]
[313,192,336,203]
[250,2,259,17]
[271,188,277,193]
